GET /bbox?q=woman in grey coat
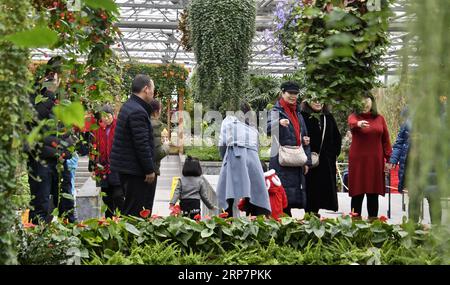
[216,102,271,217]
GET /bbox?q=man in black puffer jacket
[110,74,156,217]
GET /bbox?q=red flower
[170,205,181,216]
[379,215,388,223]
[89,85,97,91]
[237,198,246,211]
[204,215,211,220]
[53,1,59,8]
[60,12,65,19]
[150,214,161,219]
[349,209,359,217]
[219,212,229,219]
[51,141,58,148]
[98,217,109,226]
[193,214,201,221]
[23,222,36,229]
[139,208,151,218]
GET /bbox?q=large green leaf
[53,101,85,128]
[124,223,141,236]
[83,0,119,13]
[3,26,58,48]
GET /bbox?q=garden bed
[17,214,450,265]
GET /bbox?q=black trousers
[119,174,157,217]
[101,185,124,218]
[351,194,379,217]
[226,198,270,217]
[180,199,201,219]
[28,157,75,224]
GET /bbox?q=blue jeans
[28,157,76,224]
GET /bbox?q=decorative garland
[122,63,189,102]
[189,0,256,110]
[275,0,393,110]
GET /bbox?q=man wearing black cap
[267,81,312,216]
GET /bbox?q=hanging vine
[189,0,256,110]
[275,0,393,110]
[0,0,34,265]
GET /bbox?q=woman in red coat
[91,105,124,218]
[348,93,392,219]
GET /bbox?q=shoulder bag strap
[318,115,327,155]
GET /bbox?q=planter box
[76,178,101,221]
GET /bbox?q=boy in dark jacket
[110,74,156,217]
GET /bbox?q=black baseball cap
[280,81,300,94]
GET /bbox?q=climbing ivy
[276,0,393,110]
[0,0,34,265]
[189,0,256,110]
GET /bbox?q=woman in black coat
[267,82,312,216]
[301,101,342,215]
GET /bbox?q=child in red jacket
[238,162,288,220]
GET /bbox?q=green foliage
[82,0,118,13]
[17,214,450,265]
[123,62,189,101]
[245,75,282,111]
[53,101,85,128]
[2,25,58,48]
[277,0,393,111]
[189,0,256,110]
[0,0,34,265]
[122,62,189,125]
[31,0,122,109]
[405,0,450,218]
[375,84,407,142]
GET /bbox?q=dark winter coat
[28,88,74,161]
[301,107,342,212]
[110,95,155,176]
[389,120,411,192]
[267,100,312,209]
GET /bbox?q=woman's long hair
[355,91,379,116]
